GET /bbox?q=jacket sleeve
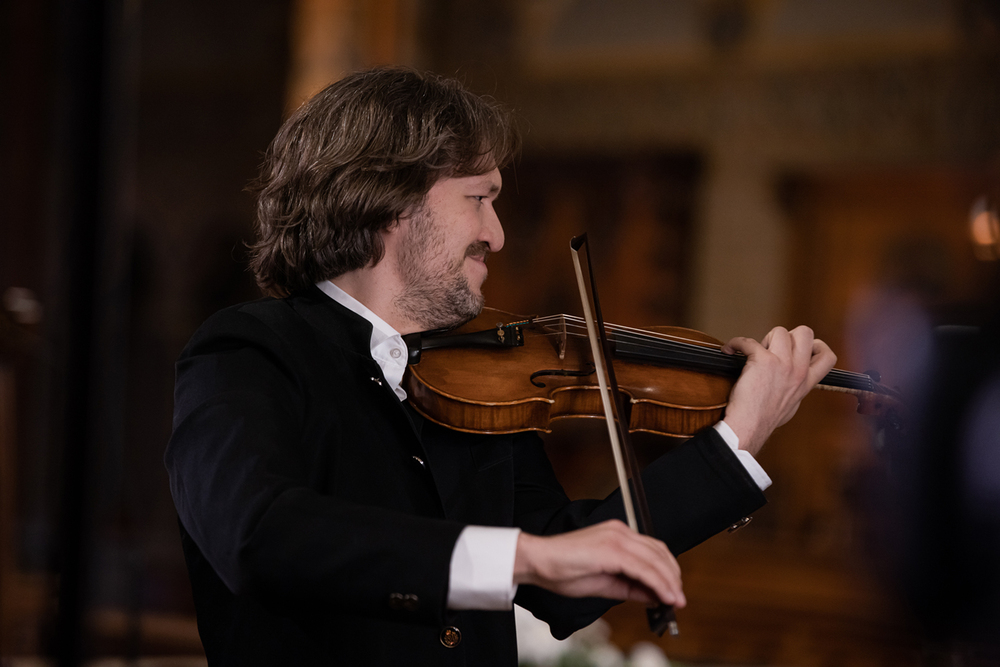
[164,305,463,626]
[510,427,766,638]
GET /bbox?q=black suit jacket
[165,286,766,666]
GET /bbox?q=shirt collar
[316,281,409,401]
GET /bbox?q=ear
[378,215,406,257]
[386,207,417,236]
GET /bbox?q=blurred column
[285,0,418,111]
[691,146,787,342]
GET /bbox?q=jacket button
[440,626,461,648]
[727,516,752,532]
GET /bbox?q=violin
[403,308,906,437]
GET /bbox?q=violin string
[533,315,721,357]
[534,314,724,352]
[533,318,742,378]
[536,316,731,360]
[533,316,739,365]
[526,314,875,391]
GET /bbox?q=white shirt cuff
[715,421,772,491]
[446,526,521,610]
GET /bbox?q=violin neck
[614,335,744,377]
[612,336,877,394]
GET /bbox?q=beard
[393,207,488,331]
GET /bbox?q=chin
[445,294,484,329]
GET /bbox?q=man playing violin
[165,66,836,666]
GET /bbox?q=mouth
[465,255,488,284]
[465,242,491,268]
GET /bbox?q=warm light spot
[970,197,1000,261]
[971,210,999,246]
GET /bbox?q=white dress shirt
[316,280,769,611]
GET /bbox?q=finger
[762,326,791,356]
[617,575,678,607]
[788,325,816,370]
[810,338,836,366]
[635,534,682,586]
[550,521,686,606]
[582,573,662,606]
[611,530,686,607]
[614,551,685,607]
[601,520,680,575]
[722,335,762,356]
[568,529,687,606]
[760,327,776,349]
[806,338,837,384]
[589,521,683,605]
[622,580,663,606]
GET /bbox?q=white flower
[589,643,626,667]
[515,604,574,665]
[571,617,612,648]
[629,641,671,667]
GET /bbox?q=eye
[471,196,486,203]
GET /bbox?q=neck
[330,265,422,335]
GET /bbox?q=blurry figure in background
[847,231,1000,655]
[954,341,1000,641]
[901,322,1000,650]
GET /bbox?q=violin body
[405,308,735,437]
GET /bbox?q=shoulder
[189,288,346,350]
[180,293,340,371]
[182,298,297,355]
[199,297,297,334]
[177,287,375,384]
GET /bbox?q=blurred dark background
[2,1,1000,665]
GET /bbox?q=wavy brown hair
[247,67,520,297]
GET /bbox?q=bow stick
[570,233,679,637]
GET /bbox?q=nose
[483,203,505,253]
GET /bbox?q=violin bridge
[557,314,567,360]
